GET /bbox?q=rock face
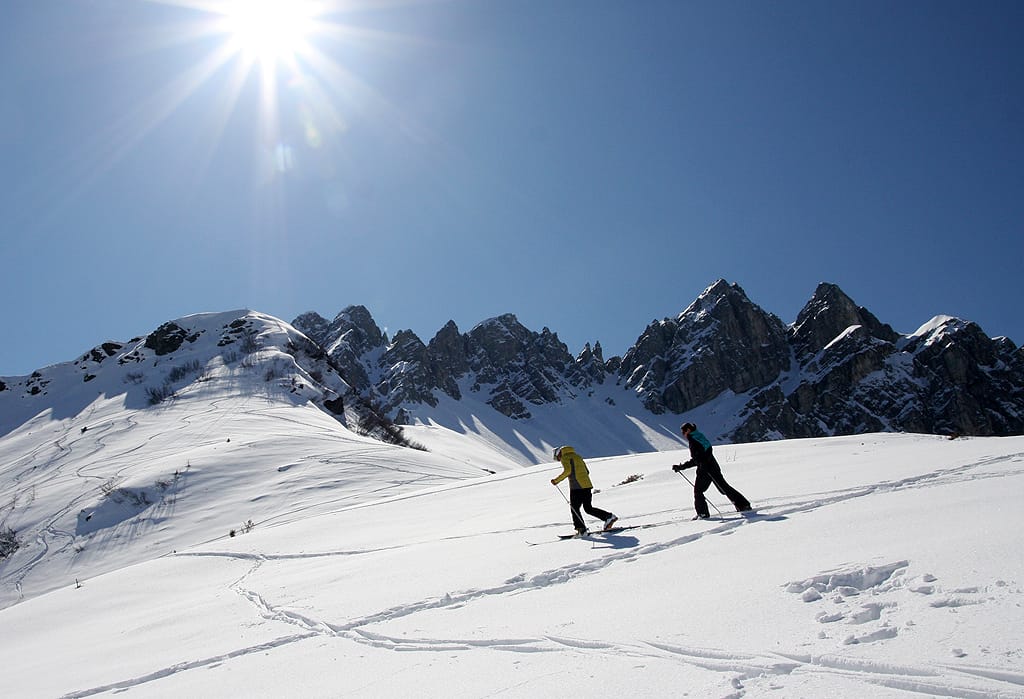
[617,281,791,414]
[293,280,1024,441]
[3,283,1020,453]
[295,310,584,420]
[293,306,384,394]
[726,283,1024,441]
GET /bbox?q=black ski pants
[693,454,750,517]
[569,487,613,533]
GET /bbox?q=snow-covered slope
[0,307,694,614]
[2,430,1023,697]
[0,310,502,609]
[2,306,1023,697]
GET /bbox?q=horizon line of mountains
[289,279,1023,441]
[4,279,1023,443]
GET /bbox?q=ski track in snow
[0,409,207,600]
[1,391,482,604]
[58,452,1024,699]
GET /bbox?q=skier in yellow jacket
[551,446,618,536]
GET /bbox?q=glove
[672,464,683,472]
[550,478,558,485]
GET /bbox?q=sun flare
[221,0,316,64]
[117,0,392,189]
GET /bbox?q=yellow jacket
[552,446,593,489]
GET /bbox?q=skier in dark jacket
[673,423,751,518]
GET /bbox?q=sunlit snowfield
[2,401,1022,698]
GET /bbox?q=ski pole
[552,482,570,504]
[674,469,724,516]
[552,482,584,532]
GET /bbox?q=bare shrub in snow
[0,525,18,560]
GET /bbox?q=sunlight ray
[29,39,244,231]
[180,55,257,197]
[102,43,239,169]
[25,0,439,232]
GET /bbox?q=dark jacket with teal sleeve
[682,430,714,467]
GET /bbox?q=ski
[526,513,763,546]
[561,525,638,538]
[527,527,620,546]
[693,510,776,523]
[528,525,635,545]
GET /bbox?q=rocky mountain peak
[570,341,608,386]
[292,311,331,346]
[679,279,740,320]
[463,314,578,417]
[427,321,470,381]
[578,341,604,364]
[683,280,784,343]
[329,305,386,355]
[467,314,531,366]
[618,280,791,414]
[294,305,384,355]
[292,305,386,393]
[283,280,1022,443]
[376,329,434,411]
[791,282,897,356]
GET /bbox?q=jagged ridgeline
[0,311,418,449]
[2,281,1022,446]
[291,280,1024,441]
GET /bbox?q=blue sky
[2,0,1021,377]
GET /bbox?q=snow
[912,315,963,340]
[2,314,1024,697]
[3,425,1024,697]
[400,376,689,465]
[823,324,863,351]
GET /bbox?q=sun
[220,0,317,64]
[113,0,387,185]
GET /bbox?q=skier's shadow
[587,532,640,549]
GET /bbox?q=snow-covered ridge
[911,314,970,342]
[4,279,1023,471]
